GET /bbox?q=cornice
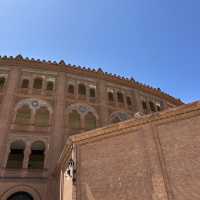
[0,55,183,105]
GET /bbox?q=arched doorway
[7,192,33,200]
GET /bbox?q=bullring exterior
[0,55,187,200]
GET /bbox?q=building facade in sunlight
[0,55,182,200]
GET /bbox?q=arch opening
[15,105,31,125]
[46,81,54,91]
[33,78,43,90]
[149,101,156,112]
[7,192,33,200]
[6,141,25,169]
[21,79,29,89]
[68,84,74,94]
[68,110,81,129]
[35,107,50,127]
[28,141,45,169]
[78,84,86,96]
[85,112,96,130]
[108,92,114,102]
[117,92,124,103]
[89,88,96,98]
[0,76,6,89]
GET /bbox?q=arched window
[28,141,45,169]
[46,81,54,91]
[33,78,43,89]
[21,79,29,89]
[108,92,114,102]
[89,88,96,98]
[6,141,25,169]
[142,101,148,113]
[15,105,31,125]
[149,101,156,112]
[0,76,6,89]
[126,96,132,106]
[117,92,124,103]
[85,112,96,130]
[68,84,74,94]
[78,84,86,95]
[69,110,81,129]
[156,105,161,111]
[7,192,33,200]
[35,107,50,127]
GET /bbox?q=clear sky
[0,0,199,103]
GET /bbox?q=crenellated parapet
[0,54,183,106]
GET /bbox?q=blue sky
[0,0,199,103]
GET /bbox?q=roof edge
[0,54,183,105]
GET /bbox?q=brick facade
[0,55,183,200]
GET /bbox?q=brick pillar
[0,67,20,167]
[45,72,66,200]
[3,146,10,168]
[98,80,109,126]
[23,142,31,169]
[132,89,143,113]
[123,93,128,109]
[50,72,66,168]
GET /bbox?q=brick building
[0,55,186,200]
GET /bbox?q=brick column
[23,142,31,169]
[75,80,79,99]
[49,72,66,171]
[28,77,33,95]
[98,80,109,126]
[123,93,128,109]
[45,72,66,200]
[3,146,10,168]
[0,67,20,167]
[132,89,143,113]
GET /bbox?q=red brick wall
[72,106,200,200]
[76,130,153,200]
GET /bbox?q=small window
[0,77,6,89]
[35,107,50,127]
[15,105,31,125]
[78,84,86,95]
[33,78,43,89]
[21,79,29,89]
[156,105,161,111]
[85,112,96,130]
[46,81,54,91]
[149,101,156,112]
[142,101,147,111]
[126,96,132,106]
[89,88,96,98]
[6,141,25,169]
[69,110,81,129]
[28,141,45,169]
[68,84,74,94]
[108,92,114,102]
[117,92,124,103]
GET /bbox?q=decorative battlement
[0,54,183,105]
